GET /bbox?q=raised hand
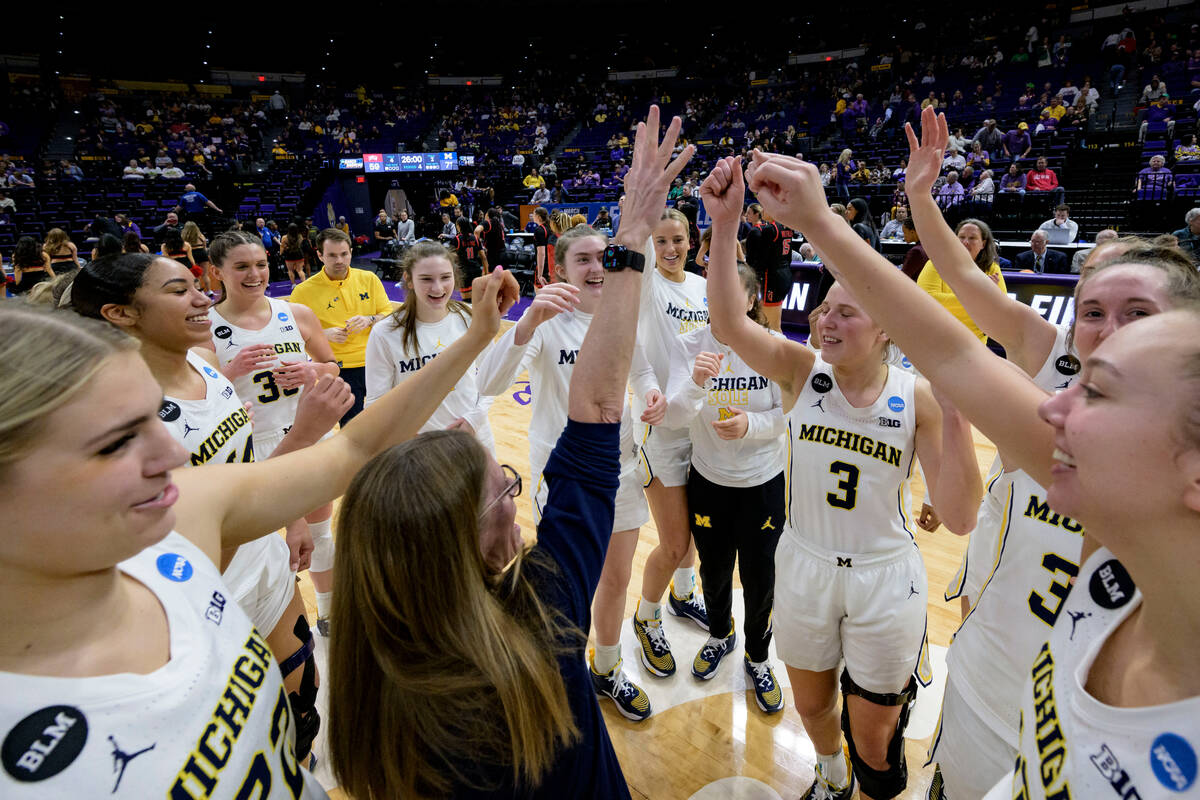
[699,157,745,229]
[617,105,695,244]
[515,283,580,344]
[468,266,521,341]
[904,106,950,195]
[691,351,723,387]
[744,150,829,235]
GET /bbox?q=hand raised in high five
[467,266,521,342]
[700,156,745,229]
[904,106,950,196]
[617,105,695,244]
[744,150,830,236]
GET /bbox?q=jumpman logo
[1068,610,1093,640]
[181,420,200,437]
[811,397,826,412]
[1055,379,1071,390]
[108,735,155,793]
[907,581,919,599]
[223,338,238,349]
[761,517,775,531]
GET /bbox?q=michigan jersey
[983,547,1200,800]
[208,298,309,440]
[161,351,253,467]
[0,532,326,798]
[785,355,918,555]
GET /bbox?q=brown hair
[328,431,580,798]
[387,241,472,356]
[955,218,998,273]
[316,227,352,252]
[551,224,608,284]
[738,263,767,327]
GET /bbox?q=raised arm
[569,106,693,423]
[905,108,1056,375]
[912,379,982,535]
[173,267,520,563]
[745,149,1055,486]
[702,156,814,400]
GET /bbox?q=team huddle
[2,106,1198,800]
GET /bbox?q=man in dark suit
[1013,230,1069,273]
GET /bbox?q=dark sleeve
[534,225,547,248]
[900,246,925,281]
[533,420,620,626]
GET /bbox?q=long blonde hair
[0,302,137,470]
[44,228,72,254]
[328,431,580,798]
[181,220,205,247]
[387,241,472,357]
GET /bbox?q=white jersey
[161,351,254,466]
[941,469,1085,746]
[662,325,785,487]
[208,297,309,439]
[631,267,709,451]
[984,547,1200,800]
[364,309,494,452]
[784,355,918,555]
[0,532,327,798]
[476,308,636,476]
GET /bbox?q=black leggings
[687,467,785,662]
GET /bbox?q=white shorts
[222,535,297,634]
[636,430,692,488]
[925,673,1016,799]
[533,452,650,533]
[773,531,931,694]
[253,427,335,462]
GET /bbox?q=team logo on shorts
[1150,733,1197,792]
[156,553,194,583]
[202,366,220,379]
[1056,354,1081,376]
[213,325,233,340]
[1088,559,1135,609]
[2,705,89,782]
[277,311,289,322]
[811,374,833,393]
[159,400,182,422]
[887,395,906,412]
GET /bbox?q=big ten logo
[783,281,812,312]
[1007,292,1075,326]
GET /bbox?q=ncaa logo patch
[1056,354,1081,376]
[213,325,233,340]
[158,400,181,422]
[156,553,194,583]
[277,311,289,322]
[1089,559,1135,609]
[2,705,88,782]
[887,395,906,413]
[811,374,833,393]
[1150,733,1197,792]
[901,356,912,369]
[202,366,219,379]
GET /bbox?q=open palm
[903,106,950,196]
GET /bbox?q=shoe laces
[748,661,774,690]
[645,620,670,653]
[700,635,727,661]
[611,670,638,701]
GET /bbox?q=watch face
[603,244,621,268]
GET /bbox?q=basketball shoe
[590,652,652,721]
[691,632,736,680]
[743,655,784,713]
[667,581,709,631]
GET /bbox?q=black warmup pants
[338,365,367,428]
[687,467,785,662]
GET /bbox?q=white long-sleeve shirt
[364,310,494,452]
[662,326,785,487]
[475,308,635,476]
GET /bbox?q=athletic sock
[593,643,621,675]
[816,748,849,790]
[315,590,332,619]
[636,598,662,622]
[672,567,696,599]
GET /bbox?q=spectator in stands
[512,152,526,168]
[1070,228,1117,273]
[937,170,965,208]
[373,209,395,249]
[899,216,926,280]
[122,232,148,254]
[0,190,15,214]
[440,212,455,238]
[880,206,908,239]
[1026,156,1063,204]
[971,119,1003,155]
[152,212,181,247]
[179,183,222,221]
[395,210,414,246]
[1172,208,1200,261]
[1038,204,1079,244]
[1135,155,1174,200]
[818,163,832,186]
[1035,96,1066,134]
[592,208,613,233]
[1014,230,1068,273]
[834,149,854,198]
[1176,134,1200,162]
[1057,79,1080,107]
[1079,80,1100,113]
[1138,96,1175,141]
[59,159,84,182]
[966,140,990,169]
[1001,161,1027,194]
[845,198,880,251]
[947,127,968,152]
[10,236,53,294]
[942,147,966,172]
[123,159,145,180]
[972,169,996,201]
[958,165,977,192]
[160,163,185,180]
[1141,75,1167,103]
[114,213,140,239]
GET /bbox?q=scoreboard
[360,152,459,173]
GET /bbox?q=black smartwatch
[602,244,645,273]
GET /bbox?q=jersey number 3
[826,461,860,510]
[253,370,301,404]
[1028,553,1079,627]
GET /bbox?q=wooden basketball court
[297,320,997,800]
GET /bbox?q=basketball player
[629,207,711,679]
[743,203,794,332]
[365,240,494,451]
[208,231,341,638]
[703,155,983,800]
[69,252,347,761]
[476,207,507,271]
[476,224,653,721]
[327,105,690,799]
[0,267,517,796]
[739,132,1200,800]
[660,263,788,712]
[452,217,485,303]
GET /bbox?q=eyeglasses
[480,464,521,518]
